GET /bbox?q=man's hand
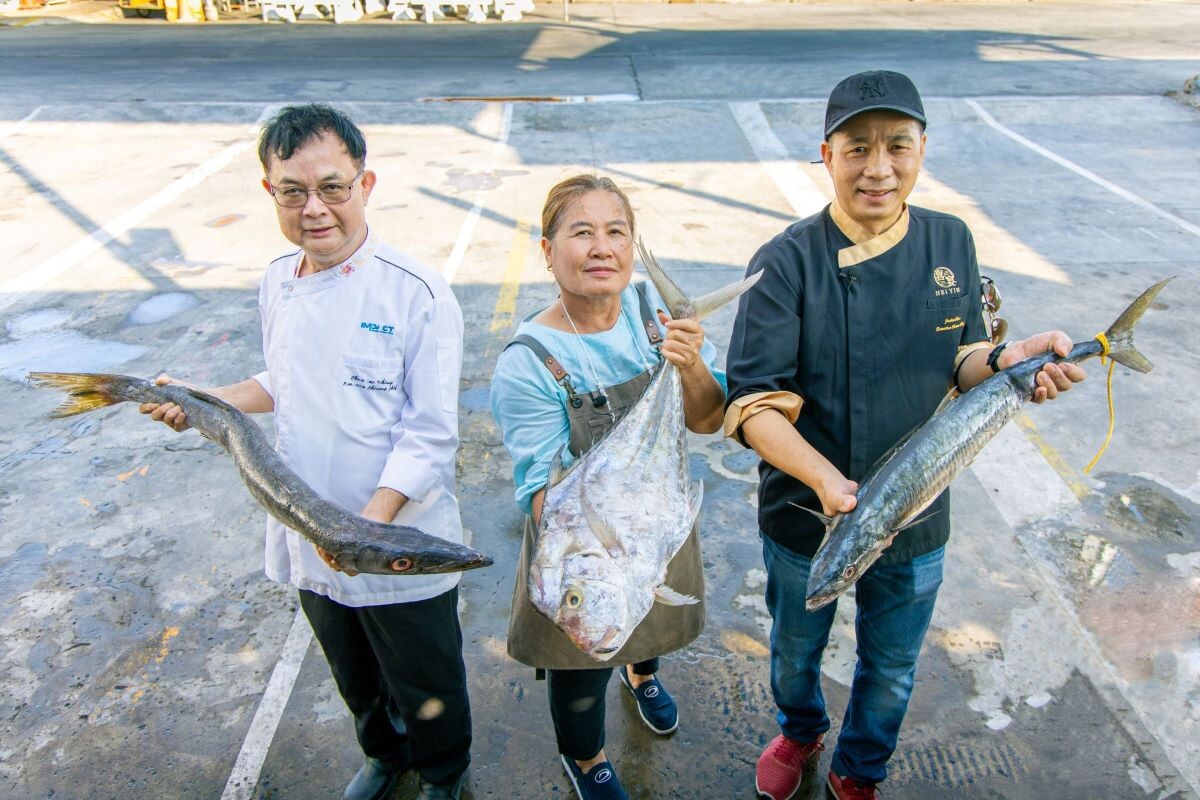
[998,331,1087,404]
[817,473,859,519]
[314,544,359,576]
[138,374,192,432]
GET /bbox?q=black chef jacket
[726,203,989,562]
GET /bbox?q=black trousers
[547,658,659,761]
[299,587,472,785]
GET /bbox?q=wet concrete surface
[1,3,1200,799]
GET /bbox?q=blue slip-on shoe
[618,665,679,735]
[561,755,630,800]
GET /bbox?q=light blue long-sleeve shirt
[490,281,724,515]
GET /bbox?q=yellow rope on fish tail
[1084,332,1115,474]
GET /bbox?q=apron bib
[504,284,705,669]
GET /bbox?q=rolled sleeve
[378,295,463,502]
[725,242,803,444]
[723,390,804,444]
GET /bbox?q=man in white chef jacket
[140,104,472,800]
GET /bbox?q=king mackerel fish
[27,372,493,576]
[803,278,1173,611]
[529,241,761,660]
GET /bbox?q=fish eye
[391,557,413,572]
[564,589,583,608]
[842,564,857,580]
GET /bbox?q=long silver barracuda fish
[804,278,1173,611]
[530,240,761,660]
[26,372,493,576]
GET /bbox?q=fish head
[804,510,888,611]
[540,555,633,660]
[349,533,493,576]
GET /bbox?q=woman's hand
[658,310,706,371]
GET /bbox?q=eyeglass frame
[266,166,366,208]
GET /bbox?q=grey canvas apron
[504,284,706,670]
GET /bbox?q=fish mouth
[588,625,623,657]
[404,550,494,575]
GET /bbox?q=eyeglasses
[268,167,364,208]
[981,275,1008,343]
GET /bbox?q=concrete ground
[0,3,1198,799]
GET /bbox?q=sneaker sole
[618,668,679,736]
[560,754,586,800]
[754,776,798,800]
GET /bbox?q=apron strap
[504,334,586,410]
[633,281,664,346]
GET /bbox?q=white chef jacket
[251,230,465,607]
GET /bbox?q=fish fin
[547,444,584,488]
[931,388,958,416]
[894,508,941,533]
[636,238,688,316]
[688,480,704,527]
[1102,276,1173,374]
[787,500,836,529]
[636,237,763,321]
[580,485,627,556]
[689,272,764,322]
[654,584,699,606]
[27,372,129,418]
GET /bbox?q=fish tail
[1100,277,1173,374]
[26,372,133,418]
[636,237,763,321]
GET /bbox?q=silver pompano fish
[530,240,761,660]
[27,372,493,576]
[804,278,1173,611]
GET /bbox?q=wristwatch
[986,341,1011,373]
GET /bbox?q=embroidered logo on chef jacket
[932,266,958,292]
[359,321,395,335]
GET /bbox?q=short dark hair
[257,103,367,172]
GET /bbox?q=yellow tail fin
[27,372,123,418]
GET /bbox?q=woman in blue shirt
[490,175,726,800]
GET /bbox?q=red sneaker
[826,770,880,799]
[754,734,824,800]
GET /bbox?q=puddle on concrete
[0,308,147,383]
[6,308,72,338]
[458,386,491,412]
[442,167,528,194]
[125,292,202,327]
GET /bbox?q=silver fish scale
[532,361,699,659]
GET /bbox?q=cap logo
[858,75,888,100]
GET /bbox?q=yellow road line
[489,220,531,335]
[1014,412,1090,501]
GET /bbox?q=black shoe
[343,756,403,800]
[618,665,679,735]
[416,768,468,800]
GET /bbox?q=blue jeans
[761,534,944,784]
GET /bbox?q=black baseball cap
[824,70,927,139]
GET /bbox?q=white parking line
[966,99,1200,239]
[219,609,314,800]
[0,105,276,315]
[441,102,514,284]
[0,106,44,142]
[727,101,827,219]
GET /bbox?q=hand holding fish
[655,310,725,434]
[996,331,1087,403]
[139,374,193,432]
[816,472,859,519]
[656,310,706,370]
